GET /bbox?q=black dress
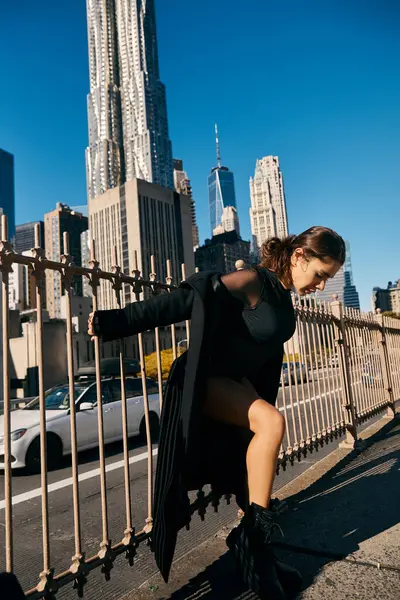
[93,267,296,582]
[207,268,295,383]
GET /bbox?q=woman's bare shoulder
[220,269,261,304]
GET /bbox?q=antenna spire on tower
[215,123,221,168]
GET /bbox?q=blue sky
[1,0,399,310]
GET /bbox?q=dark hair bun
[261,235,295,258]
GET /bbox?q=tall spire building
[86,0,173,200]
[249,156,288,254]
[208,125,238,235]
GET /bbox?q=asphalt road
[0,369,385,600]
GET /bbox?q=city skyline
[1,0,399,310]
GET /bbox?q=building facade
[9,263,26,311]
[213,205,240,237]
[8,249,47,312]
[316,265,346,304]
[0,148,15,239]
[44,204,88,318]
[372,280,400,315]
[195,230,250,274]
[81,230,92,298]
[249,156,288,252]
[342,241,360,309]
[15,221,45,254]
[173,159,199,250]
[89,179,194,309]
[343,271,360,309]
[86,0,173,200]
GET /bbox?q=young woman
[88,226,345,599]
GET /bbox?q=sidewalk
[124,415,400,600]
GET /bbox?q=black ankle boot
[226,503,286,599]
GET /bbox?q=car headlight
[11,429,27,442]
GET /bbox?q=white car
[0,377,160,473]
[281,362,308,386]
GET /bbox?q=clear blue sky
[1,0,399,310]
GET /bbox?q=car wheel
[139,412,160,443]
[25,434,63,474]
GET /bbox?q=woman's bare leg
[204,377,285,509]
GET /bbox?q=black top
[208,267,296,381]
[92,267,296,384]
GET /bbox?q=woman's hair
[259,226,346,288]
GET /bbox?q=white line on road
[0,448,158,511]
[278,388,342,412]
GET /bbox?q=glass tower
[208,126,237,235]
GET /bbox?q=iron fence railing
[0,214,398,598]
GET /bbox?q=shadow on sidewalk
[161,418,400,599]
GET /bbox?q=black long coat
[93,271,283,582]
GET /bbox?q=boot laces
[258,514,284,544]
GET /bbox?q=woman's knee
[249,400,285,439]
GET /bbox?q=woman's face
[290,248,342,296]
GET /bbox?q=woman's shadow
[164,418,400,599]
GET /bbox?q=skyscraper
[0,148,15,239]
[15,221,45,254]
[44,204,88,318]
[249,156,288,253]
[86,0,173,200]
[208,125,238,235]
[173,159,199,250]
[343,271,360,310]
[343,241,360,309]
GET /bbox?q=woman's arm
[91,287,194,343]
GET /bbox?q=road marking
[0,448,158,511]
[278,388,343,412]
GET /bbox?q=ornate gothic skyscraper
[86,0,173,200]
[249,156,288,253]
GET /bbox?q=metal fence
[0,214,399,598]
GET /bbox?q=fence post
[330,297,360,448]
[374,309,396,418]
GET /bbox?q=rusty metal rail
[0,214,398,598]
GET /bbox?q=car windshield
[24,385,88,410]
